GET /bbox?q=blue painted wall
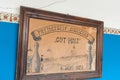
[0,22,120,80]
[0,22,19,80]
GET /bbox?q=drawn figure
[70,45,76,57]
[40,55,44,71]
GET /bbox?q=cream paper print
[26,18,97,75]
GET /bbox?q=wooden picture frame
[16,6,103,80]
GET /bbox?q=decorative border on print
[104,27,120,35]
[0,12,19,23]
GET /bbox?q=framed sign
[16,6,103,80]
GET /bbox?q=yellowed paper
[26,18,97,75]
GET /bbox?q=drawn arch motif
[31,24,94,43]
[31,24,95,70]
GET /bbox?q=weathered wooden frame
[16,6,103,80]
